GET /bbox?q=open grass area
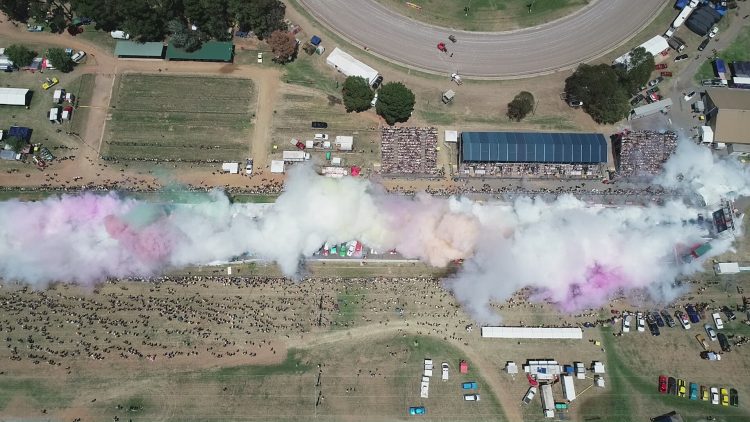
[76,27,117,54]
[102,74,255,162]
[376,0,589,31]
[695,24,750,82]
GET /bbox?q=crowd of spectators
[460,162,603,178]
[380,127,439,176]
[616,130,678,178]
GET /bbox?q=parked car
[71,51,86,63]
[683,91,696,102]
[371,92,378,107]
[678,379,687,397]
[371,75,383,89]
[110,30,130,39]
[314,133,329,140]
[696,334,710,351]
[717,332,731,352]
[311,121,328,128]
[660,71,673,77]
[668,377,677,395]
[721,388,729,406]
[648,76,664,87]
[636,312,646,332]
[338,243,346,257]
[568,99,583,107]
[686,304,700,323]
[461,381,478,390]
[652,312,665,327]
[522,386,537,404]
[655,63,668,70]
[705,324,718,341]
[701,385,709,401]
[711,387,720,405]
[26,24,44,32]
[661,310,676,328]
[630,94,645,107]
[709,26,719,38]
[722,306,736,320]
[690,382,699,400]
[698,38,710,52]
[674,54,689,62]
[42,77,59,90]
[408,406,426,415]
[647,317,660,336]
[730,388,738,407]
[712,312,724,329]
[622,314,631,333]
[463,394,480,401]
[676,311,691,329]
[659,375,668,393]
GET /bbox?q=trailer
[326,47,381,87]
[282,150,310,162]
[541,384,555,418]
[715,59,728,82]
[561,375,576,401]
[672,0,699,29]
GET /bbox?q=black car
[661,310,676,328]
[722,306,736,320]
[648,318,660,336]
[311,121,328,129]
[630,94,645,107]
[652,312,665,327]
[730,388,739,407]
[675,53,689,62]
[718,332,731,352]
[698,38,710,52]
[667,377,677,395]
[371,75,383,90]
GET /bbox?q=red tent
[459,360,468,374]
[350,166,361,176]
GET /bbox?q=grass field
[695,24,750,82]
[376,0,590,31]
[102,74,256,163]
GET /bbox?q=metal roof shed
[481,327,583,339]
[166,41,234,62]
[630,98,673,119]
[461,131,607,164]
[0,88,31,106]
[115,41,165,58]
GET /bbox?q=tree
[342,76,374,112]
[376,82,415,125]
[4,136,26,153]
[71,0,123,31]
[267,30,297,64]
[618,47,655,94]
[565,64,630,124]
[507,91,534,121]
[0,0,31,21]
[168,19,203,52]
[5,44,36,67]
[47,48,74,73]
[230,0,286,39]
[183,0,231,40]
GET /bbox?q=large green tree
[617,47,655,94]
[376,82,415,125]
[183,0,231,40]
[0,0,31,21]
[342,76,374,112]
[4,44,36,67]
[47,47,74,72]
[231,0,285,39]
[565,64,630,124]
[507,91,534,121]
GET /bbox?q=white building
[481,327,583,339]
[270,160,285,173]
[221,162,239,174]
[445,130,458,143]
[326,47,380,86]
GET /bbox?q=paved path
[299,0,670,78]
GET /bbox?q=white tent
[700,126,714,144]
[335,135,353,151]
[505,361,518,374]
[221,162,239,174]
[326,47,379,85]
[614,35,669,67]
[331,157,342,165]
[0,88,30,106]
[270,160,285,173]
[445,130,458,143]
[482,326,583,339]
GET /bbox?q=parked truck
[667,36,687,52]
[700,351,722,361]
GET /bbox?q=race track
[299,0,670,78]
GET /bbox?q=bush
[376,82,415,125]
[565,64,630,124]
[5,44,36,67]
[342,76,374,113]
[47,48,74,73]
[507,91,535,121]
[267,30,297,64]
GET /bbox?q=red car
[655,63,668,70]
[659,375,668,393]
[660,71,673,77]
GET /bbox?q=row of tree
[4,44,74,72]
[341,76,415,125]
[0,0,286,41]
[564,47,654,124]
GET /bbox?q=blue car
[689,382,699,400]
[462,381,478,390]
[686,305,701,324]
[409,406,426,415]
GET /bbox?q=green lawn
[376,0,589,31]
[695,24,750,82]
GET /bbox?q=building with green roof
[114,41,165,59]
[166,41,234,62]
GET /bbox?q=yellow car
[42,77,59,90]
[678,379,687,397]
[721,388,729,406]
[701,385,709,401]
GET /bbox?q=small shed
[166,41,234,62]
[592,361,605,373]
[335,135,353,151]
[445,130,458,143]
[270,160,285,173]
[594,375,605,387]
[221,162,239,174]
[115,41,166,59]
[331,157,342,165]
[442,89,455,104]
[505,361,518,375]
[459,360,468,374]
[714,262,740,274]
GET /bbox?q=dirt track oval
[299,0,670,78]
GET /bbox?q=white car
[711,387,720,405]
[677,311,691,329]
[464,394,480,401]
[71,51,86,63]
[441,362,449,381]
[708,26,719,38]
[636,312,645,332]
[371,92,378,107]
[705,324,718,341]
[683,91,696,102]
[346,242,355,257]
[314,133,328,140]
[712,312,724,329]
[622,315,631,333]
[110,30,130,40]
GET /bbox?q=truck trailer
[326,47,381,88]
[541,384,554,418]
[561,375,577,401]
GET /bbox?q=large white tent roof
[481,326,583,339]
[0,88,29,106]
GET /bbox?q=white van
[110,30,130,40]
[464,394,480,401]
[71,51,86,63]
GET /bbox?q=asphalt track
[298,0,671,78]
